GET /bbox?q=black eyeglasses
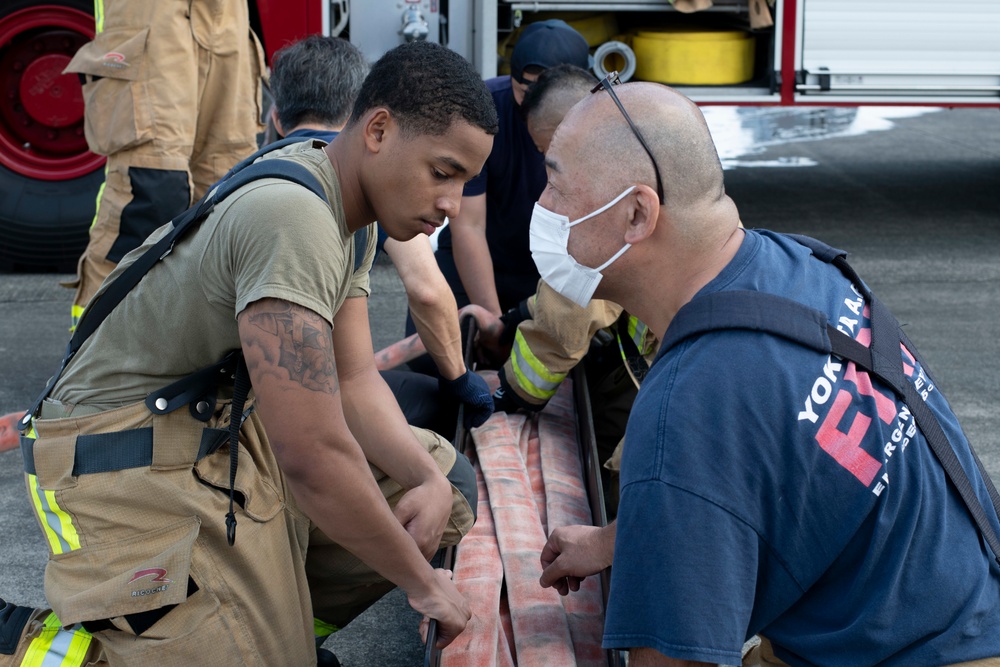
[590,71,665,204]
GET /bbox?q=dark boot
[0,598,33,656]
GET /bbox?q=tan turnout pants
[9,399,472,666]
[63,0,264,326]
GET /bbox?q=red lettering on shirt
[816,389,882,486]
[900,344,916,378]
[855,327,871,347]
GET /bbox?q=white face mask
[529,186,635,307]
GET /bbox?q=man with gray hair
[268,34,369,141]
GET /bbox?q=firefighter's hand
[498,300,531,347]
[412,569,471,649]
[539,523,616,596]
[439,370,494,428]
[394,475,453,560]
[491,385,523,414]
[492,367,544,415]
[476,300,529,367]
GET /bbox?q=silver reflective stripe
[40,627,75,667]
[511,343,561,398]
[34,485,71,554]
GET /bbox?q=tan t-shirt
[51,141,375,413]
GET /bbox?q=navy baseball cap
[510,20,590,84]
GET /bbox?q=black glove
[440,370,494,428]
[498,299,532,348]
[492,367,544,415]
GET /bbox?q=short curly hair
[348,41,498,137]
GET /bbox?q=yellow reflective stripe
[27,476,81,554]
[60,625,93,666]
[21,612,92,667]
[313,617,338,639]
[93,0,104,34]
[28,475,64,555]
[44,489,81,551]
[90,171,107,231]
[69,304,85,333]
[510,330,564,400]
[21,613,60,667]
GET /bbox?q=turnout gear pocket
[64,28,153,155]
[194,438,283,523]
[45,516,199,627]
[45,512,243,663]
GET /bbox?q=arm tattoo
[243,301,338,394]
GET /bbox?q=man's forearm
[239,298,446,597]
[406,285,465,381]
[386,235,466,380]
[278,431,438,596]
[452,225,501,315]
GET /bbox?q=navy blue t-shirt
[605,230,1000,665]
[284,128,337,142]
[434,76,545,310]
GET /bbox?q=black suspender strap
[20,140,328,431]
[661,235,1000,567]
[19,137,332,546]
[828,296,1000,567]
[225,355,252,546]
[354,225,371,273]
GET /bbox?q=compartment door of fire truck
[795,0,1000,104]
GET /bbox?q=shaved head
[556,83,727,229]
[539,82,744,339]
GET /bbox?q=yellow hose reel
[632,28,755,85]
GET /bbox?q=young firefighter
[267,35,493,437]
[2,41,496,666]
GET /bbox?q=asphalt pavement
[0,106,998,665]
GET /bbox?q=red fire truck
[2,0,997,271]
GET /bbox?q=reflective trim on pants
[21,612,94,667]
[313,617,338,647]
[93,0,104,34]
[26,474,81,555]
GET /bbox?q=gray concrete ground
[0,106,998,665]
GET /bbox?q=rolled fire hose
[592,40,637,83]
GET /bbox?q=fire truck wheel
[0,0,102,273]
[0,164,102,273]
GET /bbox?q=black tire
[0,164,101,273]
[0,0,101,274]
